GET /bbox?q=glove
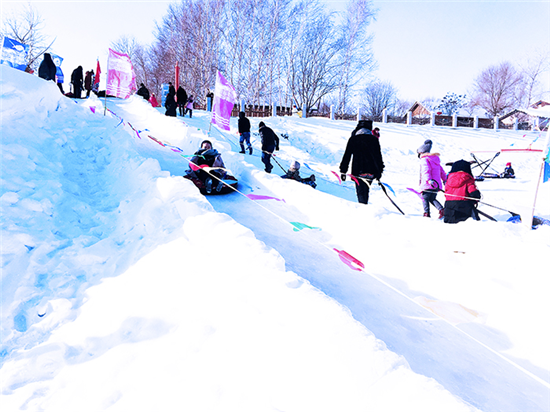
[276,147,279,151]
[428,179,439,190]
[341,174,346,181]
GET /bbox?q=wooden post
[474,116,479,129]
[452,113,458,128]
[302,104,307,119]
[407,111,412,126]
[430,112,435,127]
[330,105,335,120]
[383,108,388,124]
[494,116,499,131]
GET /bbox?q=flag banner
[50,54,63,68]
[334,249,364,271]
[93,60,101,92]
[246,194,286,202]
[211,71,237,131]
[290,222,321,232]
[106,49,136,99]
[1,37,29,71]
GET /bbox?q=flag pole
[104,54,108,116]
[528,125,550,228]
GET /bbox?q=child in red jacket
[444,160,481,223]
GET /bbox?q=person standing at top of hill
[177,86,188,116]
[38,53,56,82]
[339,119,384,204]
[165,87,177,117]
[84,70,94,98]
[417,139,447,219]
[71,66,84,98]
[238,112,252,154]
[258,121,280,173]
[137,83,150,101]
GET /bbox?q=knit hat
[201,140,212,148]
[289,160,300,171]
[417,139,433,154]
[506,162,512,167]
[259,121,265,128]
[356,120,373,131]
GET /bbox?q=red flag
[93,60,101,92]
[106,49,136,99]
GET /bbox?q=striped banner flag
[106,49,136,99]
[211,71,237,131]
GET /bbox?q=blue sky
[2,0,549,102]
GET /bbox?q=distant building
[500,101,550,130]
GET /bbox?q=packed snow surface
[1,66,549,411]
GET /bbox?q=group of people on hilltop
[38,54,98,99]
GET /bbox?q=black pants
[355,179,372,204]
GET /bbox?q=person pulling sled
[443,160,481,223]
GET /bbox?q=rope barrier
[101,106,550,389]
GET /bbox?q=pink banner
[246,194,286,202]
[211,71,237,131]
[106,49,136,99]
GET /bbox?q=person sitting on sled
[443,160,481,224]
[500,162,515,178]
[281,160,317,189]
[417,140,447,219]
[186,140,227,193]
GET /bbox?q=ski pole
[271,153,288,173]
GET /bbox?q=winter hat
[201,139,212,148]
[289,161,300,171]
[356,120,373,131]
[506,162,512,167]
[417,139,433,155]
[450,159,473,176]
[259,121,265,128]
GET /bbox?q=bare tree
[1,3,55,72]
[286,0,343,112]
[471,61,522,116]
[361,80,397,118]
[517,50,550,107]
[334,0,376,115]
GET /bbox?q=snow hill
[1,65,549,411]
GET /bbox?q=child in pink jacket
[417,139,447,218]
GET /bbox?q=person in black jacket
[339,119,384,204]
[71,66,84,98]
[177,86,188,116]
[136,83,150,101]
[38,53,57,82]
[258,121,279,173]
[238,112,252,154]
[165,88,177,117]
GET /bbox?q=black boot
[239,144,245,154]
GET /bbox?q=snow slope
[1,65,549,411]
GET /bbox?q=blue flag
[1,37,29,71]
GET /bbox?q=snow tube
[184,173,238,195]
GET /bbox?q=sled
[184,170,238,195]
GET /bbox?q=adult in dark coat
[84,70,94,97]
[258,121,279,173]
[443,160,481,223]
[71,66,84,98]
[339,120,385,204]
[164,89,177,117]
[38,53,57,82]
[176,86,188,116]
[238,112,252,154]
[136,83,150,101]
